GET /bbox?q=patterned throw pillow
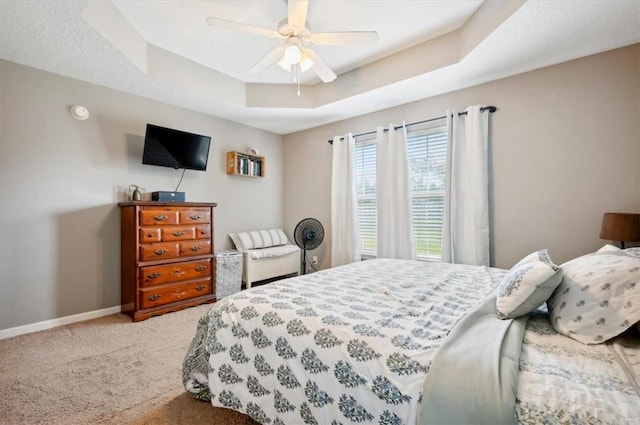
[496,249,562,319]
[547,245,640,344]
[229,229,290,251]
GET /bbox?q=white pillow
[496,249,561,319]
[547,245,640,344]
[624,247,640,258]
[599,243,622,253]
[229,229,290,251]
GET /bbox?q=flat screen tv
[142,124,211,171]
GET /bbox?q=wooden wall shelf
[226,151,265,177]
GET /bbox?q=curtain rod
[327,106,497,144]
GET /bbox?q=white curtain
[376,124,416,260]
[331,133,361,267]
[442,105,490,266]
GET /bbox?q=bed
[183,249,640,424]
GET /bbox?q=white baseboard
[0,306,122,340]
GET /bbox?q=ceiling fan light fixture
[283,44,302,64]
[278,41,314,73]
[299,53,314,72]
[277,56,292,71]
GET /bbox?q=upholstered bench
[229,229,300,289]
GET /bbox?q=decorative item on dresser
[599,212,640,248]
[118,201,217,322]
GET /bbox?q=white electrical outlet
[312,256,318,265]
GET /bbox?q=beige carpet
[0,304,259,425]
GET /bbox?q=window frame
[354,121,447,261]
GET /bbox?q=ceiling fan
[206,0,379,83]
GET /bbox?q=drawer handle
[190,214,201,220]
[195,285,206,291]
[154,215,168,221]
[147,294,161,301]
[195,265,207,272]
[154,249,168,256]
[147,272,161,279]
[147,233,155,238]
[171,269,185,277]
[172,231,185,237]
[190,245,202,252]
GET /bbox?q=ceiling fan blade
[311,31,379,45]
[248,46,285,74]
[288,0,309,27]
[206,16,280,38]
[303,48,336,83]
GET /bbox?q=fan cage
[293,218,324,274]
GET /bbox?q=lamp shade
[599,213,640,242]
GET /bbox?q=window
[354,139,377,254]
[354,124,447,261]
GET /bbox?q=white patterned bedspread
[516,309,640,425]
[183,259,501,424]
[183,259,640,424]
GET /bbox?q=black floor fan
[294,218,324,275]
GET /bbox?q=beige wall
[283,44,640,270]
[2,44,638,332]
[0,60,284,331]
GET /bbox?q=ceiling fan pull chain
[297,64,301,96]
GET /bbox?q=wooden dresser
[118,201,217,321]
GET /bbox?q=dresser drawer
[195,226,211,240]
[179,209,210,224]
[139,242,180,261]
[140,210,179,226]
[140,226,201,243]
[161,226,197,241]
[139,279,211,309]
[140,259,211,287]
[139,228,162,243]
[180,240,211,257]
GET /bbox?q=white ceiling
[0,0,638,135]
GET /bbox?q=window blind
[407,127,446,260]
[354,139,377,254]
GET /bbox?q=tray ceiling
[0,0,638,134]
